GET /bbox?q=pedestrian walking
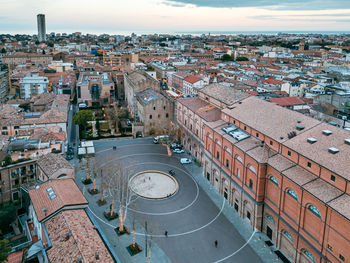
[214,240,218,248]
[165,231,168,237]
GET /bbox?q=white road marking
[212,230,257,263]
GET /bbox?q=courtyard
[74,138,279,263]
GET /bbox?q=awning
[27,240,44,259]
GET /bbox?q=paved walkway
[179,153,282,263]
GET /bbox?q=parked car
[169,170,175,176]
[173,148,184,154]
[180,158,192,164]
[170,143,182,149]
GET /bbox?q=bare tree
[109,161,136,232]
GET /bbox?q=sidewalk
[179,153,283,263]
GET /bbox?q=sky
[0,0,350,35]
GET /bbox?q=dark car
[169,170,175,176]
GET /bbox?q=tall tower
[37,14,46,42]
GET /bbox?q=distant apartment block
[3,52,53,66]
[37,14,46,42]
[20,73,49,99]
[0,70,9,102]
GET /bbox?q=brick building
[77,72,115,106]
[177,94,350,263]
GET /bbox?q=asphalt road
[88,138,263,263]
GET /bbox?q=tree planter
[115,226,130,236]
[88,189,99,195]
[82,178,92,185]
[97,199,106,206]
[127,243,143,256]
[103,211,118,221]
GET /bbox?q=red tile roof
[184,75,201,84]
[45,210,113,263]
[269,96,307,106]
[29,179,88,222]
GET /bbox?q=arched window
[287,189,298,200]
[269,176,279,186]
[235,155,243,163]
[283,231,293,243]
[248,165,256,174]
[303,250,315,262]
[308,205,321,218]
[266,214,275,224]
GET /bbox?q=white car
[173,148,184,154]
[180,158,192,164]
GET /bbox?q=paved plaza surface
[74,138,281,263]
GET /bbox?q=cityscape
[0,2,350,263]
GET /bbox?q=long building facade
[176,93,350,263]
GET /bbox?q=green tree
[221,54,234,61]
[0,231,12,263]
[0,203,17,234]
[18,103,29,111]
[0,48,6,54]
[1,155,12,167]
[73,110,93,132]
[236,57,249,61]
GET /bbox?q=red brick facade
[176,96,350,263]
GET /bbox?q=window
[226,159,229,168]
[149,115,152,119]
[158,114,160,118]
[284,231,293,242]
[256,133,259,138]
[287,151,291,156]
[270,141,273,146]
[233,120,236,124]
[244,126,246,130]
[249,179,253,189]
[287,189,298,200]
[307,162,312,168]
[216,152,220,159]
[12,192,19,200]
[153,107,156,110]
[166,113,169,118]
[266,214,275,224]
[339,254,345,262]
[330,175,335,182]
[163,106,166,110]
[190,124,192,130]
[308,205,321,218]
[237,168,240,177]
[247,211,251,220]
[270,176,279,186]
[304,250,314,263]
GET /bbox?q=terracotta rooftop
[29,179,87,222]
[184,75,201,84]
[282,165,318,186]
[328,194,350,221]
[267,154,295,172]
[303,178,343,203]
[37,153,73,178]
[45,210,113,263]
[178,97,221,122]
[199,83,250,106]
[222,96,320,142]
[269,96,307,106]
[283,122,350,180]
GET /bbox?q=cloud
[162,0,350,10]
[250,14,350,22]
